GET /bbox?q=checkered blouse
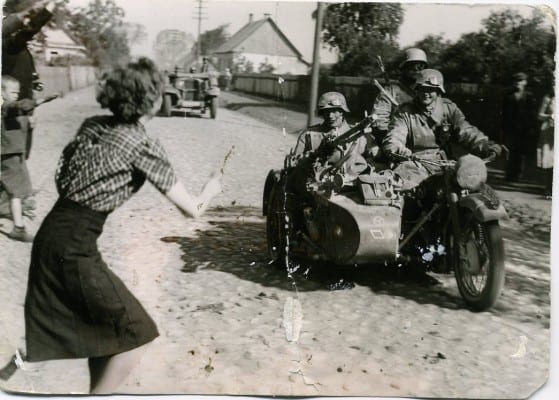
[55,116,177,212]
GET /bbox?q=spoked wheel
[454,215,505,311]
[266,183,289,267]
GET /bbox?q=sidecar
[263,165,405,266]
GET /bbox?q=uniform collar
[322,120,349,136]
[417,97,444,124]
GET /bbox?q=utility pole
[307,2,325,127]
[193,0,207,68]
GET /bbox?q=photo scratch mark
[510,335,527,358]
[220,145,235,175]
[283,296,303,343]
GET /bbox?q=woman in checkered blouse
[23,57,222,393]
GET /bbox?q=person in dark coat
[2,0,54,102]
[1,0,55,216]
[501,72,538,182]
[23,57,222,393]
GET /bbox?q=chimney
[263,13,271,19]
[249,13,253,23]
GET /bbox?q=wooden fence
[35,65,97,97]
[232,73,508,142]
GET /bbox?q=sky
[67,0,553,64]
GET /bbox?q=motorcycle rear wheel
[454,218,505,311]
[266,183,289,267]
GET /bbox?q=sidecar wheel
[454,219,505,311]
[266,184,288,267]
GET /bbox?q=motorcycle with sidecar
[263,116,508,311]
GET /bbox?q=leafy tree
[58,0,132,67]
[153,29,195,71]
[321,3,404,76]
[232,55,254,73]
[121,22,148,47]
[258,61,275,73]
[412,34,452,69]
[439,8,555,89]
[193,24,230,56]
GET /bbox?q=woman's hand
[203,172,223,199]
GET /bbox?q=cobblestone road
[0,87,552,398]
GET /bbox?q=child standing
[23,58,222,393]
[1,75,35,242]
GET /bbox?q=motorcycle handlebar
[387,151,496,167]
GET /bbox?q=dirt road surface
[0,88,552,398]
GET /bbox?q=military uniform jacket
[292,121,369,177]
[294,121,367,158]
[2,8,53,100]
[382,97,489,156]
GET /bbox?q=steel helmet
[317,92,350,113]
[414,69,445,93]
[399,48,428,69]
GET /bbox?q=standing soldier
[372,48,428,142]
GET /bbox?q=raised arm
[165,174,222,219]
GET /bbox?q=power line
[193,0,208,65]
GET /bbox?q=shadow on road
[159,205,547,324]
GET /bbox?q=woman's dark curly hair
[96,57,164,123]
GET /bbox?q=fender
[263,169,281,216]
[206,87,220,97]
[459,193,508,222]
[163,86,180,97]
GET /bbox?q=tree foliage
[321,3,404,76]
[194,24,230,56]
[439,8,555,90]
[412,34,452,69]
[56,0,132,67]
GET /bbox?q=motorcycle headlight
[456,154,487,191]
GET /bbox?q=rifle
[288,114,377,168]
[374,56,399,107]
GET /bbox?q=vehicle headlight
[456,154,487,191]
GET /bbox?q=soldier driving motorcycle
[382,69,503,190]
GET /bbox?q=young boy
[1,75,36,242]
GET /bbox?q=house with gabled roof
[30,27,88,65]
[212,14,310,75]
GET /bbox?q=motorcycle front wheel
[453,218,505,311]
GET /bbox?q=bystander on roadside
[536,91,554,198]
[501,72,538,182]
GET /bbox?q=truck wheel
[161,94,172,117]
[210,97,218,119]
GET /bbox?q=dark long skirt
[24,198,159,362]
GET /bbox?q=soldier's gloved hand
[373,110,390,130]
[317,139,336,157]
[386,147,412,161]
[482,142,503,158]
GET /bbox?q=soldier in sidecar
[286,92,370,197]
